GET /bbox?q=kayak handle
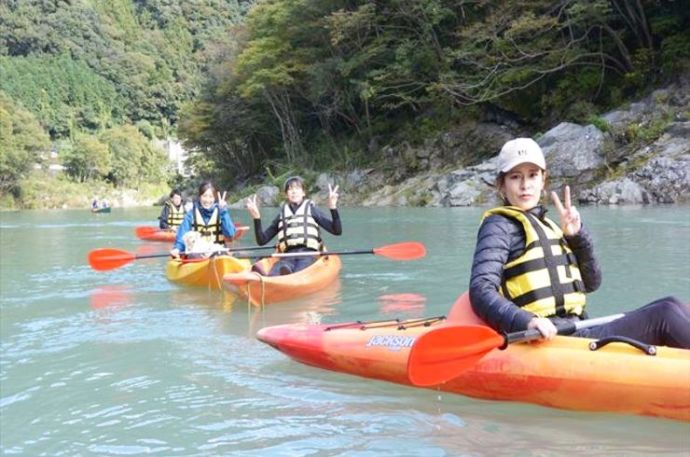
[589,336,657,355]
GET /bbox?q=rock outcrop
[233,73,690,207]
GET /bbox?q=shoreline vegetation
[1,1,689,210]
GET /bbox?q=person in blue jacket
[469,137,690,348]
[170,181,236,258]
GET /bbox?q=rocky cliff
[238,73,690,208]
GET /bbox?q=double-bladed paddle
[407,313,624,387]
[233,241,427,261]
[88,245,273,271]
[90,241,426,271]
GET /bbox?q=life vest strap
[193,206,223,244]
[511,281,586,310]
[524,238,561,251]
[278,200,322,251]
[527,213,567,315]
[503,252,578,280]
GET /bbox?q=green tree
[100,125,170,188]
[0,55,122,137]
[0,0,248,135]
[61,134,112,183]
[0,92,50,195]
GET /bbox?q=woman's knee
[649,296,689,320]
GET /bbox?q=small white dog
[182,231,223,259]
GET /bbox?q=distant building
[155,138,191,176]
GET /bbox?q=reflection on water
[1,207,689,456]
[242,278,343,333]
[378,293,427,316]
[89,285,133,310]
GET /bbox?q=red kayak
[257,292,690,422]
[135,225,249,243]
[135,226,176,242]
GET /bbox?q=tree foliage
[181,0,689,182]
[0,0,250,203]
[61,134,112,183]
[0,54,122,137]
[0,92,50,195]
[1,0,687,200]
[100,125,170,188]
[0,0,250,135]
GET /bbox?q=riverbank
[0,171,168,211]
[3,74,688,211]
[244,74,690,208]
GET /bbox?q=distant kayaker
[245,176,342,276]
[469,137,690,349]
[158,188,185,232]
[170,181,237,259]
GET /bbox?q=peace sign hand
[245,194,260,219]
[217,191,228,210]
[550,185,581,236]
[328,183,339,209]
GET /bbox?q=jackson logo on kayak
[365,335,416,351]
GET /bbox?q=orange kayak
[257,293,690,422]
[166,255,251,289]
[223,254,341,306]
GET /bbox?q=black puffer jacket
[469,205,602,334]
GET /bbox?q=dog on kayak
[182,231,224,259]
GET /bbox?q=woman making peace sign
[170,181,237,258]
[469,138,690,348]
[245,176,342,276]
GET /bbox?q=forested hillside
[0,0,250,207]
[1,0,688,208]
[181,0,690,185]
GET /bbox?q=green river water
[1,206,689,456]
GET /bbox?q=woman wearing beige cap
[468,138,690,348]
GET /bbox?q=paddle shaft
[103,245,272,262]
[251,249,373,259]
[230,241,424,261]
[132,249,255,260]
[504,313,626,346]
[179,245,272,256]
[405,312,627,387]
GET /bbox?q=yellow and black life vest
[192,205,224,244]
[165,200,185,228]
[277,199,322,252]
[483,206,586,318]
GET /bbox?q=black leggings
[574,296,690,349]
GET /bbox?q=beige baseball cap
[497,138,546,173]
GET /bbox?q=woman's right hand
[527,317,557,339]
[170,248,180,259]
[246,194,260,219]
